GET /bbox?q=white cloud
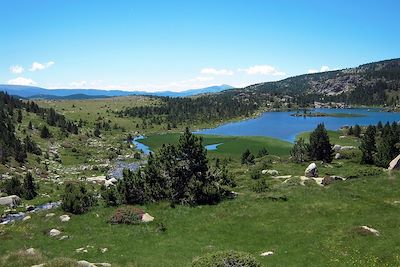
[7,77,37,86]
[30,61,55,71]
[238,65,285,76]
[200,68,234,76]
[308,65,331,74]
[10,65,24,74]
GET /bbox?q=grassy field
[1,155,399,266]
[138,133,293,160]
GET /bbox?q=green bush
[192,250,261,267]
[109,206,144,225]
[61,182,96,214]
[252,179,269,193]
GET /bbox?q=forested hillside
[119,58,400,127]
[0,92,79,163]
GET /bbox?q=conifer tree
[308,123,333,163]
[22,172,37,200]
[360,125,376,164]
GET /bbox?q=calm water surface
[195,108,400,142]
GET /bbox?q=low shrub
[109,206,144,225]
[192,250,261,267]
[252,179,269,193]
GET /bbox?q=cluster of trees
[0,92,79,163]
[118,94,259,127]
[102,128,234,206]
[291,124,333,163]
[360,121,400,167]
[0,172,37,200]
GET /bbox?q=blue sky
[1,0,399,92]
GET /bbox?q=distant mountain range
[0,84,234,99]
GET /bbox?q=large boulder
[305,163,318,177]
[388,154,400,170]
[86,175,107,184]
[0,195,21,208]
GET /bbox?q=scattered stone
[305,163,318,177]
[273,175,292,179]
[358,226,380,236]
[59,235,69,240]
[261,169,279,176]
[77,260,95,267]
[87,175,107,184]
[333,144,341,152]
[100,247,108,253]
[335,153,341,159]
[49,229,61,237]
[76,247,88,253]
[26,248,37,255]
[141,213,154,222]
[0,195,21,208]
[388,154,400,170]
[339,135,346,139]
[22,215,31,221]
[95,263,111,267]
[60,214,71,222]
[260,251,274,256]
[46,213,55,217]
[31,264,45,267]
[341,146,355,150]
[105,177,118,187]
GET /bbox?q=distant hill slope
[0,84,233,99]
[226,58,400,106]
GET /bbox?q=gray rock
[49,229,61,237]
[333,144,341,152]
[335,153,341,159]
[59,214,71,222]
[305,163,318,177]
[388,154,400,170]
[0,195,21,208]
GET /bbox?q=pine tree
[353,124,361,137]
[22,172,37,200]
[308,123,333,163]
[17,110,23,123]
[241,149,255,165]
[360,125,376,164]
[40,125,51,138]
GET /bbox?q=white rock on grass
[304,163,318,177]
[361,226,380,236]
[59,214,71,222]
[22,215,31,221]
[141,213,154,222]
[260,251,274,256]
[100,247,108,253]
[49,229,61,237]
[26,248,36,255]
[31,264,45,267]
[46,213,55,217]
[77,260,95,267]
[388,154,400,170]
[261,170,279,176]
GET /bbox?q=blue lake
[205,143,223,151]
[195,108,400,142]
